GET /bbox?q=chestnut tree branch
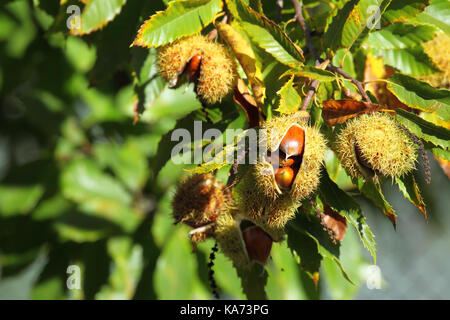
[291,0,318,60]
[290,0,371,109]
[326,64,371,102]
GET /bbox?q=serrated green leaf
[396,173,427,219]
[286,225,322,282]
[185,128,255,174]
[288,209,354,284]
[183,149,232,174]
[415,0,450,34]
[365,23,437,50]
[396,109,450,150]
[325,0,392,51]
[133,0,223,48]
[364,23,438,76]
[387,74,450,121]
[235,0,304,63]
[382,0,429,25]
[372,47,438,76]
[357,178,397,228]
[73,0,127,35]
[235,263,268,299]
[240,22,299,67]
[319,169,376,263]
[276,76,301,114]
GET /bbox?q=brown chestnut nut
[186,54,202,79]
[241,225,273,265]
[275,166,295,190]
[280,124,305,158]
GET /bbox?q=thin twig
[291,0,318,60]
[291,0,321,111]
[327,64,371,102]
[301,80,319,111]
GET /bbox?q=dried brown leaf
[322,99,389,126]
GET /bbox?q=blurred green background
[0,0,449,300]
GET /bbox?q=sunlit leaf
[387,74,450,121]
[415,0,450,34]
[324,0,392,51]
[288,207,354,284]
[132,0,223,48]
[276,76,301,114]
[281,65,336,82]
[382,0,429,25]
[395,108,450,150]
[235,0,304,64]
[216,22,266,105]
[72,0,127,35]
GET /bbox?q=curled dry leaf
[364,54,410,110]
[321,204,347,242]
[322,99,391,126]
[233,78,264,127]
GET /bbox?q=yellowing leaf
[216,21,266,105]
[396,174,427,220]
[276,76,301,114]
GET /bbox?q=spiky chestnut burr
[336,113,418,179]
[214,210,275,268]
[157,35,237,104]
[234,111,327,229]
[171,173,226,228]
